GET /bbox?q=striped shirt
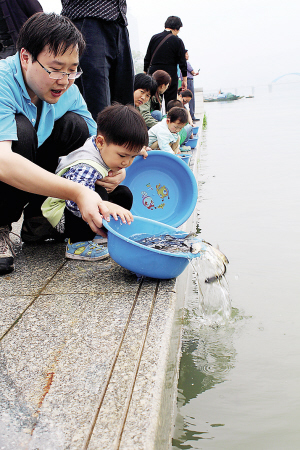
[61,0,127,25]
[62,163,103,217]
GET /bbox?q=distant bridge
[272,73,300,83]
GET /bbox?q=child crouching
[42,104,148,261]
[148,107,188,154]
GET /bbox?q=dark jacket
[138,94,162,128]
[0,0,43,44]
[144,30,187,77]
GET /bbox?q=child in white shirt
[148,107,188,154]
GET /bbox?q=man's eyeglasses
[36,59,83,80]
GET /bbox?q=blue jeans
[187,78,196,120]
[72,18,134,120]
[183,124,193,145]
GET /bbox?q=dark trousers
[64,184,133,243]
[0,112,89,226]
[187,78,196,119]
[72,18,134,120]
[149,64,178,107]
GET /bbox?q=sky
[39,0,300,92]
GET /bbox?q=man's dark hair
[180,89,193,98]
[164,16,183,30]
[167,106,188,124]
[166,99,183,112]
[97,104,148,152]
[16,12,86,61]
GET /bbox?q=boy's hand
[139,146,150,159]
[103,201,133,224]
[96,168,126,193]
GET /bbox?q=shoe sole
[65,252,110,261]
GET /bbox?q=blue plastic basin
[123,151,197,227]
[186,137,199,149]
[179,154,191,165]
[103,216,198,279]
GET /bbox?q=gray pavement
[0,93,204,449]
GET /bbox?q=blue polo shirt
[0,53,97,147]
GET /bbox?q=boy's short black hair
[134,73,157,97]
[17,12,86,61]
[180,89,193,98]
[97,103,148,152]
[167,106,188,124]
[164,16,183,30]
[166,99,183,112]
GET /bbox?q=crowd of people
[0,1,200,275]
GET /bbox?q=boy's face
[167,119,185,134]
[134,88,151,107]
[96,135,139,171]
[20,44,79,105]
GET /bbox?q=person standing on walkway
[182,50,199,121]
[61,0,134,121]
[144,16,187,107]
[0,0,43,59]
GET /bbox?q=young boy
[134,73,157,109]
[42,104,148,261]
[148,106,188,154]
[166,99,193,151]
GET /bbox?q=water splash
[190,256,232,326]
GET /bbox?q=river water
[172,82,300,449]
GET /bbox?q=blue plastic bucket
[192,126,199,135]
[103,216,199,279]
[186,137,198,149]
[179,154,191,165]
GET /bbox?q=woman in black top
[144,16,187,106]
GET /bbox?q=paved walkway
[0,93,204,449]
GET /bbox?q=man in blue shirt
[0,12,124,274]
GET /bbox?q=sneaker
[0,226,15,274]
[93,234,108,244]
[180,145,192,151]
[21,216,65,244]
[65,239,109,261]
[193,118,200,122]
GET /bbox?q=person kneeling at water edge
[0,12,125,275]
[42,104,148,261]
[148,106,188,154]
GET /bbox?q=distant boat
[204,92,244,102]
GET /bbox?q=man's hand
[102,201,133,224]
[75,187,110,234]
[96,168,126,193]
[181,77,187,91]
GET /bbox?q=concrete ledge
[0,93,203,449]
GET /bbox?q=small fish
[205,265,227,283]
[203,240,229,265]
[157,203,165,209]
